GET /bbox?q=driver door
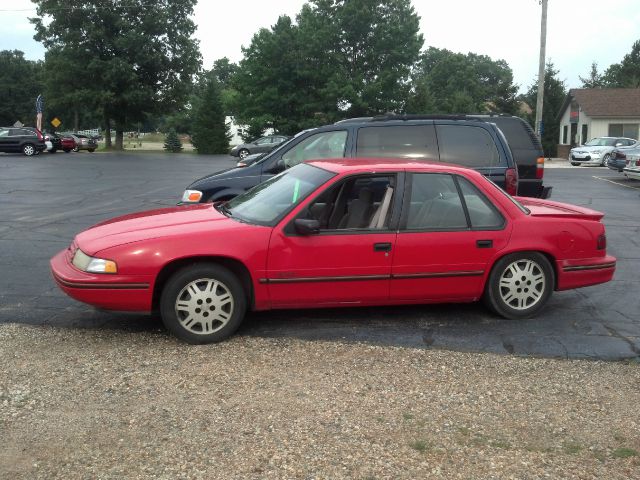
[266,173,400,308]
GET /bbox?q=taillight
[597,234,606,250]
[35,129,44,141]
[614,151,626,160]
[505,167,518,196]
[536,157,544,179]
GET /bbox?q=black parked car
[180,115,526,204]
[0,126,47,156]
[608,142,640,172]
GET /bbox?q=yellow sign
[51,117,62,128]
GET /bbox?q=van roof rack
[370,114,486,122]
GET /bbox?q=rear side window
[436,125,500,168]
[356,125,438,159]
[19,129,36,137]
[457,176,504,229]
[405,173,467,230]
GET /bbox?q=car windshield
[223,163,335,226]
[584,138,616,146]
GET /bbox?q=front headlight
[181,189,203,203]
[591,150,602,155]
[72,248,117,273]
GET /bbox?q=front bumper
[556,255,616,291]
[570,153,603,165]
[50,249,153,311]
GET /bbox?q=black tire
[63,149,71,153]
[50,149,57,154]
[238,148,249,159]
[22,143,36,156]
[483,252,554,320]
[73,146,79,152]
[571,162,580,166]
[601,154,610,167]
[88,149,95,153]
[160,263,247,344]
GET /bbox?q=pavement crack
[603,324,640,356]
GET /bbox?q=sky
[1,0,639,93]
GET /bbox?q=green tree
[579,62,604,88]
[233,0,423,135]
[406,47,519,114]
[300,0,424,117]
[163,128,183,153]
[0,50,44,126]
[522,62,567,156]
[603,40,640,87]
[190,75,230,154]
[31,0,201,150]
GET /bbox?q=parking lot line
[592,176,640,190]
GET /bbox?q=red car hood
[516,197,604,221]
[76,204,238,255]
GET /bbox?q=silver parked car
[569,136,636,166]
[620,145,640,180]
[229,135,290,159]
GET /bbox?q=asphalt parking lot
[1,152,638,360]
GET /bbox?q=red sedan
[51,159,616,344]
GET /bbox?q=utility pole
[534,0,548,138]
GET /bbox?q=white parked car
[569,137,636,166]
[622,146,640,180]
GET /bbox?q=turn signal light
[597,234,606,250]
[505,168,518,196]
[536,157,544,179]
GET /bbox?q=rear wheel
[571,162,580,166]
[73,146,79,152]
[160,264,247,344]
[238,148,249,159]
[483,252,554,319]
[63,149,71,153]
[22,144,36,156]
[88,149,95,153]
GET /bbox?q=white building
[558,88,640,148]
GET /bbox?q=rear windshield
[491,118,543,151]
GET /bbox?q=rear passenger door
[390,172,510,302]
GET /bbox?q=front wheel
[238,148,249,159]
[571,162,580,166]
[483,252,554,319]
[601,153,610,167]
[73,146,79,152]
[88,149,95,153]
[22,144,36,156]
[63,149,71,153]
[160,264,247,344]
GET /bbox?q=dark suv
[469,114,550,198]
[181,115,523,204]
[0,126,47,156]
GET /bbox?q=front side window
[296,175,396,231]
[254,137,271,145]
[282,130,348,168]
[356,125,438,159]
[436,125,500,168]
[0,129,9,137]
[405,174,467,230]
[224,164,335,226]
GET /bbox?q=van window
[436,125,500,168]
[356,125,438,159]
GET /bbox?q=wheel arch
[485,248,559,291]
[152,255,255,313]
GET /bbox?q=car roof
[306,157,482,177]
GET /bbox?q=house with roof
[557,88,640,151]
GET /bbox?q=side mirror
[267,159,286,174]
[294,218,320,235]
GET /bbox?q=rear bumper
[623,167,640,180]
[50,249,153,311]
[518,179,552,199]
[556,255,616,291]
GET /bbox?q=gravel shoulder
[1,324,639,479]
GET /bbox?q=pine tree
[191,75,230,154]
[164,129,183,153]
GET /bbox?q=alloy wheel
[174,278,234,335]
[498,259,546,311]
